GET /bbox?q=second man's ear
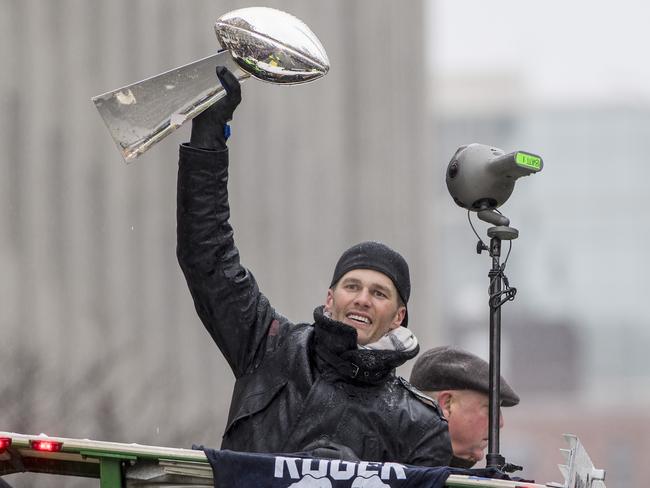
[437,391,454,417]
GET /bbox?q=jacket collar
[312,306,419,384]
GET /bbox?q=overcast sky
[428,0,650,104]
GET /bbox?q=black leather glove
[189,65,242,150]
[299,439,360,462]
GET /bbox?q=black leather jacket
[176,144,452,466]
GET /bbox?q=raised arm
[176,67,277,378]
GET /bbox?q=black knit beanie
[330,241,410,327]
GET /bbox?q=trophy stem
[92,50,249,163]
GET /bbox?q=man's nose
[499,409,505,429]
[354,288,372,306]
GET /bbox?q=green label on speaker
[515,152,542,171]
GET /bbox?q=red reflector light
[30,440,63,452]
[0,437,11,452]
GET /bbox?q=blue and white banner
[203,449,453,488]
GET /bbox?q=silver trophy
[92,7,330,163]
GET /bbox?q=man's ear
[436,391,454,418]
[391,306,406,329]
[324,288,334,312]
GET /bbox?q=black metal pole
[485,235,505,469]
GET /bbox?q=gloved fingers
[188,65,240,149]
[216,65,242,111]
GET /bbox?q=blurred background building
[431,75,650,485]
[1,0,648,486]
[428,1,650,484]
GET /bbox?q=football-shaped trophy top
[215,7,330,84]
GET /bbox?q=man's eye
[374,290,387,298]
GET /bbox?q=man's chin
[350,327,371,345]
[354,331,370,345]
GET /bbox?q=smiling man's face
[325,269,406,345]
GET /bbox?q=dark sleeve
[407,415,453,467]
[176,143,277,378]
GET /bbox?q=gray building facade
[0,4,435,485]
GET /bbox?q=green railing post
[99,458,122,488]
